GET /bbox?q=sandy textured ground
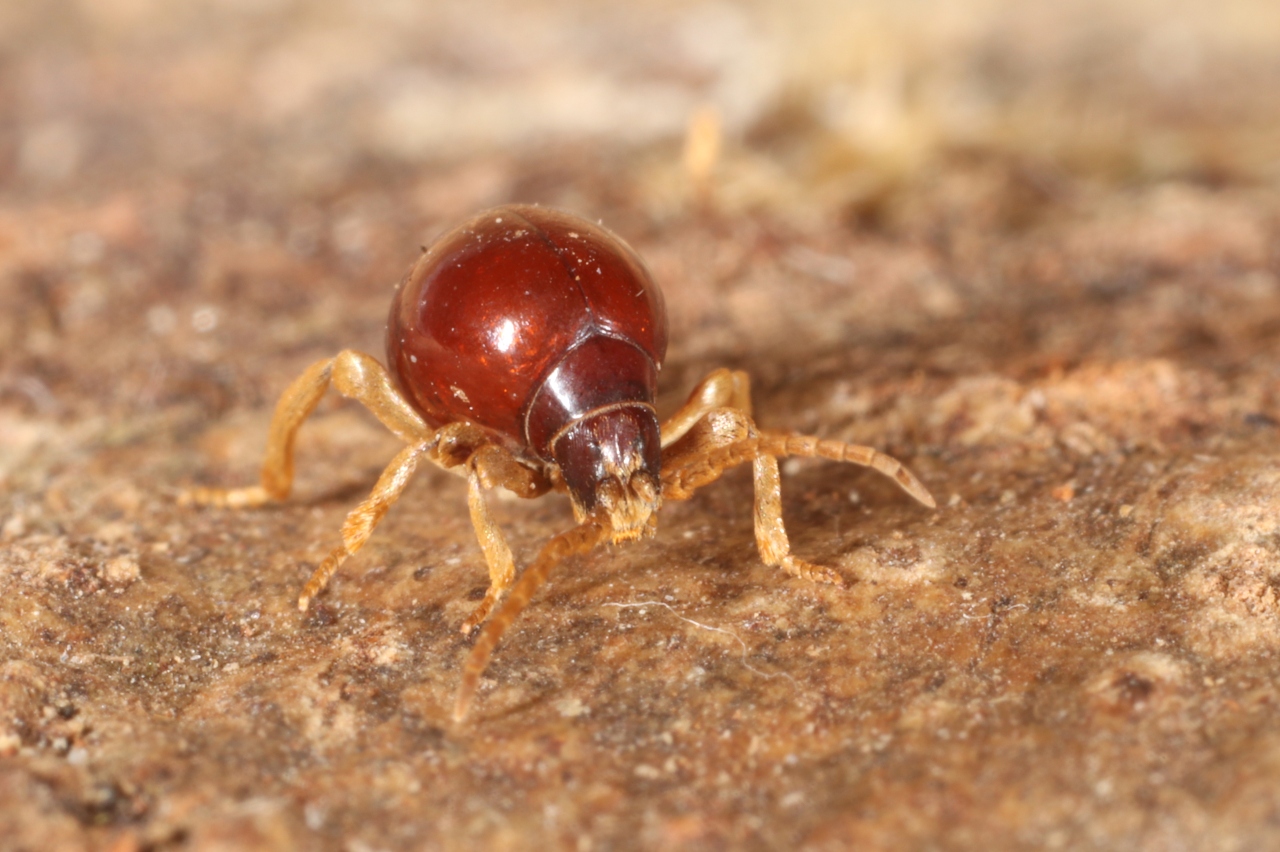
[2,1,1280,850]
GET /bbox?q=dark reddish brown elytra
[181,204,936,722]
[387,207,667,531]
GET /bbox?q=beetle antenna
[453,520,606,721]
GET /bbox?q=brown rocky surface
[2,1,1279,849]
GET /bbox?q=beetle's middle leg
[181,349,430,508]
[298,439,431,611]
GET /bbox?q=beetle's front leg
[662,402,934,587]
[454,520,607,721]
[659,367,753,448]
[456,443,555,635]
[662,408,844,586]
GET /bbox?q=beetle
[182,204,935,720]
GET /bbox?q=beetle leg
[748,449,845,586]
[181,350,430,507]
[454,521,607,722]
[466,443,555,499]
[661,409,934,587]
[659,367,753,448]
[661,409,843,584]
[752,430,935,584]
[428,421,493,472]
[660,406,754,497]
[663,412,934,510]
[297,440,430,611]
[458,445,556,634]
[755,431,935,509]
[461,465,514,635]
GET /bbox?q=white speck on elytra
[495,218,502,223]
[409,355,417,363]
[450,385,471,404]
[568,232,579,238]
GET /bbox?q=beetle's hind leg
[180,350,430,507]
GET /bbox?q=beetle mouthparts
[553,404,663,540]
[595,471,661,543]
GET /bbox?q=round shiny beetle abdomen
[386,205,668,506]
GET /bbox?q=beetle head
[553,406,662,542]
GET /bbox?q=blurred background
[5,0,1279,426]
[2,2,1280,849]
[6,0,1279,206]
